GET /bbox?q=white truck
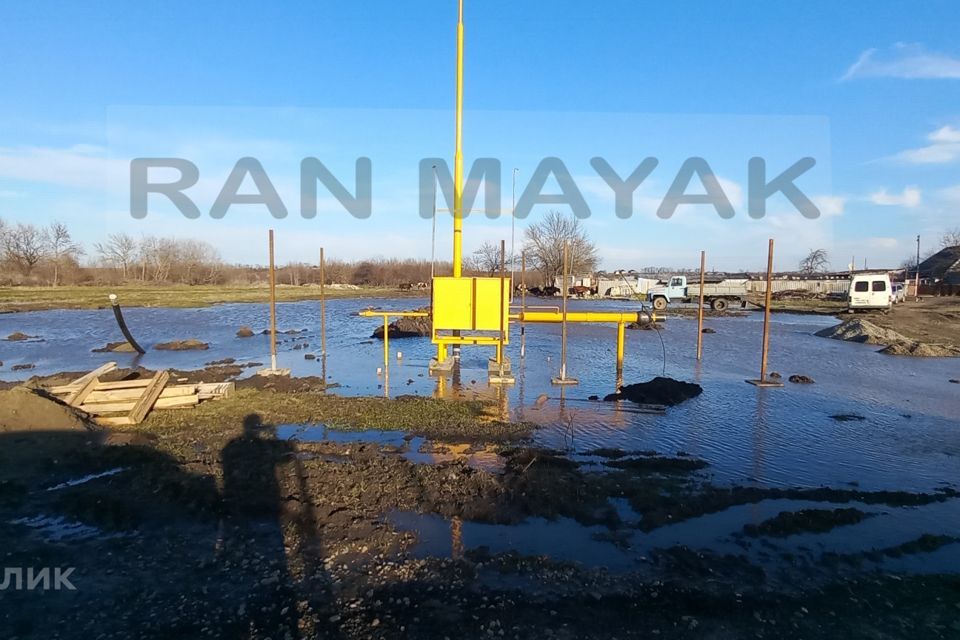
[647,276,749,312]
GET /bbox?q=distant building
[917,245,960,284]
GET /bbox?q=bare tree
[95,233,138,279]
[798,248,830,274]
[44,221,83,286]
[523,210,598,286]
[941,227,960,249]
[3,222,48,275]
[470,241,503,276]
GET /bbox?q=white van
[848,274,892,311]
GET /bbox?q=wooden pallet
[48,366,234,427]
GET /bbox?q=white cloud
[813,195,845,217]
[869,186,921,208]
[939,184,960,203]
[866,237,899,249]
[0,144,126,189]
[894,125,960,164]
[842,43,960,80]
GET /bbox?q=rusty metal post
[269,229,278,372]
[760,239,774,381]
[520,251,527,359]
[696,250,706,360]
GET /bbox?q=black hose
[110,295,146,354]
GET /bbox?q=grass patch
[0,284,422,312]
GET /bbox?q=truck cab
[648,276,687,310]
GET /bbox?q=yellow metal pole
[498,239,506,364]
[616,321,625,390]
[452,0,465,277]
[760,239,774,381]
[696,250,706,361]
[268,229,278,372]
[560,240,569,380]
[320,247,327,358]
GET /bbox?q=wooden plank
[127,370,170,425]
[94,416,134,427]
[196,382,234,400]
[83,385,197,404]
[66,363,117,390]
[81,395,199,415]
[64,376,100,407]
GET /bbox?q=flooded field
[3,296,958,494]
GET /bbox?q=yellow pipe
[512,310,658,324]
[452,0,465,277]
[616,322,625,389]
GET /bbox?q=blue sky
[1,0,958,271]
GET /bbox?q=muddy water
[2,297,957,493]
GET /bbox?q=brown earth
[0,386,94,432]
[92,341,138,353]
[816,317,960,357]
[155,339,210,351]
[371,308,432,339]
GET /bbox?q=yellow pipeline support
[452,0,465,277]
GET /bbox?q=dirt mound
[236,326,254,338]
[155,339,210,351]
[817,319,959,357]
[372,308,431,339]
[6,332,34,341]
[604,377,703,406]
[93,341,138,353]
[626,322,663,331]
[0,386,94,432]
[879,341,960,357]
[814,319,906,345]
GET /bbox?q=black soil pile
[604,377,703,406]
[0,386,94,432]
[372,308,431,339]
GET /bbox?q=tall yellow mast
[452,0,465,277]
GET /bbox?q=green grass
[0,284,422,312]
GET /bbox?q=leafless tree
[470,241,503,276]
[44,221,84,286]
[3,222,48,275]
[95,233,138,279]
[941,227,960,249]
[523,210,598,286]
[798,248,830,274]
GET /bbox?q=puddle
[390,496,960,576]
[45,467,126,492]
[9,515,117,543]
[277,425,505,473]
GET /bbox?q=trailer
[647,276,749,311]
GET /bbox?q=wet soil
[742,508,875,537]
[154,339,210,351]
[604,377,703,406]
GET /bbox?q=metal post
[560,241,569,380]
[759,239,774,382]
[269,229,278,372]
[498,239,506,364]
[520,251,526,359]
[915,235,921,301]
[319,247,327,358]
[383,316,390,375]
[510,167,518,301]
[451,0,465,277]
[431,165,438,281]
[696,250,706,361]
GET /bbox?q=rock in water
[788,375,815,384]
[92,341,138,353]
[6,332,34,341]
[155,339,210,351]
[604,377,703,406]
[236,326,254,338]
[372,308,431,339]
[701,327,717,334]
